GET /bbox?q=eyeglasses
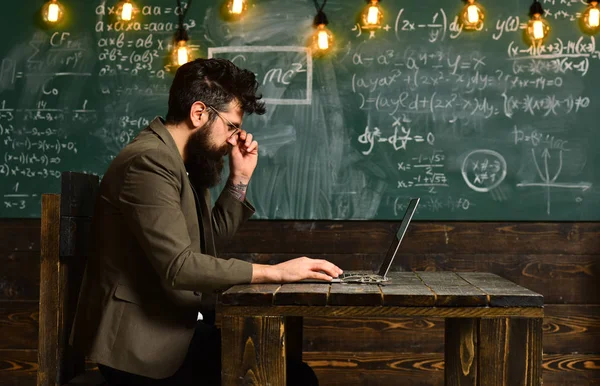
[207,105,241,138]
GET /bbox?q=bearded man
[70,58,342,386]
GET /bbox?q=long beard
[184,125,230,189]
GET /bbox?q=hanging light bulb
[312,11,334,55]
[582,0,600,34]
[527,0,551,44]
[460,0,485,30]
[116,0,137,21]
[361,0,383,30]
[42,0,64,24]
[226,0,248,17]
[172,29,192,67]
[174,40,192,67]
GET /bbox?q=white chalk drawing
[517,148,591,215]
[461,149,507,192]
[207,46,312,105]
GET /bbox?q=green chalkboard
[0,0,598,220]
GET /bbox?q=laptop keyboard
[338,272,390,284]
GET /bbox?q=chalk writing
[461,150,508,193]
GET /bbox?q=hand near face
[228,129,258,182]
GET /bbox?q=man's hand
[251,257,343,283]
[228,129,258,182]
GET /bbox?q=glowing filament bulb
[362,0,383,29]
[231,0,244,14]
[318,30,329,49]
[367,6,379,24]
[583,1,600,32]
[48,3,59,21]
[467,5,479,23]
[527,1,550,43]
[226,0,247,17]
[121,2,133,21]
[177,42,189,66]
[590,8,600,27]
[532,19,544,39]
[312,24,333,54]
[460,0,484,30]
[43,0,64,23]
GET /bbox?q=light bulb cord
[529,0,544,17]
[175,0,193,41]
[313,0,328,26]
[313,0,328,14]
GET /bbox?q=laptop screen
[376,198,420,277]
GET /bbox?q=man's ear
[189,101,207,128]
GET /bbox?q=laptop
[304,197,420,284]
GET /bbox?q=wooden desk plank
[219,305,544,318]
[381,272,436,306]
[416,272,488,307]
[274,284,330,306]
[458,272,544,307]
[328,284,383,306]
[220,284,281,306]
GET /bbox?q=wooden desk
[218,272,543,386]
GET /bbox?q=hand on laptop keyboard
[251,256,343,283]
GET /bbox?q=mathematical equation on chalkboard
[0,0,596,219]
[342,3,595,217]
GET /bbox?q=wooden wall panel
[0,219,41,252]
[0,349,37,386]
[2,351,597,386]
[0,219,598,385]
[303,353,600,386]
[0,251,40,301]
[3,219,599,255]
[224,221,600,255]
[0,302,38,349]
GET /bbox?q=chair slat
[60,172,99,217]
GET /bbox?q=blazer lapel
[190,183,216,257]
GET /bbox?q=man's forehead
[225,100,243,115]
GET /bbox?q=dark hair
[166,58,266,124]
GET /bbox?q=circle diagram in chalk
[461,149,507,192]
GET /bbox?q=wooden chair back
[38,172,104,386]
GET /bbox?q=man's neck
[164,122,189,161]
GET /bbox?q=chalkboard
[1,0,598,220]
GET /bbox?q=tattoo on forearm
[227,180,248,201]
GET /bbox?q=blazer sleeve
[118,147,253,292]
[211,188,255,245]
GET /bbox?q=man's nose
[227,132,239,146]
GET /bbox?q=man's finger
[310,272,333,282]
[313,266,340,278]
[245,133,253,147]
[313,260,343,276]
[246,141,258,153]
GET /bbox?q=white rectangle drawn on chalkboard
[207,46,312,105]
